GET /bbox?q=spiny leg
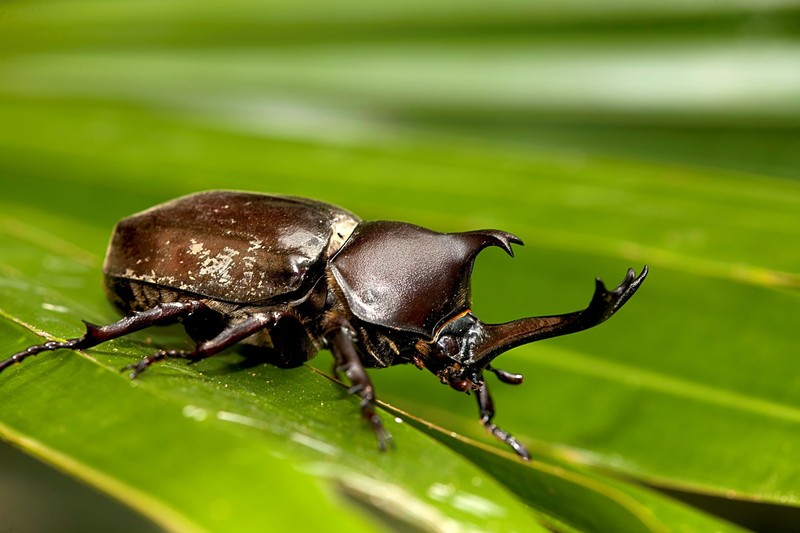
[327,322,392,450]
[124,312,278,378]
[0,301,206,374]
[477,381,530,460]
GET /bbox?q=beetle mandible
[0,191,647,459]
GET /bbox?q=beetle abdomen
[103,191,360,304]
[105,277,185,313]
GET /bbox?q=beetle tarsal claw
[347,383,365,395]
[121,350,171,378]
[122,360,148,379]
[374,422,394,451]
[482,420,530,460]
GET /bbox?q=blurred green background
[0,1,798,532]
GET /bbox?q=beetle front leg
[477,381,530,460]
[0,301,207,374]
[327,324,392,450]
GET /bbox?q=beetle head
[424,311,493,392]
[426,309,543,392]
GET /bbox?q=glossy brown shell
[330,221,521,336]
[103,191,360,304]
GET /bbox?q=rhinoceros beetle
[0,191,647,459]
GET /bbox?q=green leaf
[385,403,751,533]
[0,103,776,531]
[1,0,799,531]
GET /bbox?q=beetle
[0,190,647,458]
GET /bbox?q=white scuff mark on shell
[242,237,259,272]
[240,252,257,290]
[187,239,205,256]
[199,246,241,286]
[247,238,264,252]
[133,269,160,284]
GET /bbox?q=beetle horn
[472,266,648,364]
[458,230,523,259]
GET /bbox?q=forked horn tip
[496,231,523,257]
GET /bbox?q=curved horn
[459,230,522,258]
[473,266,648,363]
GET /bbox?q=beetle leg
[327,325,392,450]
[0,301,206,374]
[476,381,530,460]
[486,365,524,385]
[123,312,278,378]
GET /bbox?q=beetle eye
[437,335,458,358]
